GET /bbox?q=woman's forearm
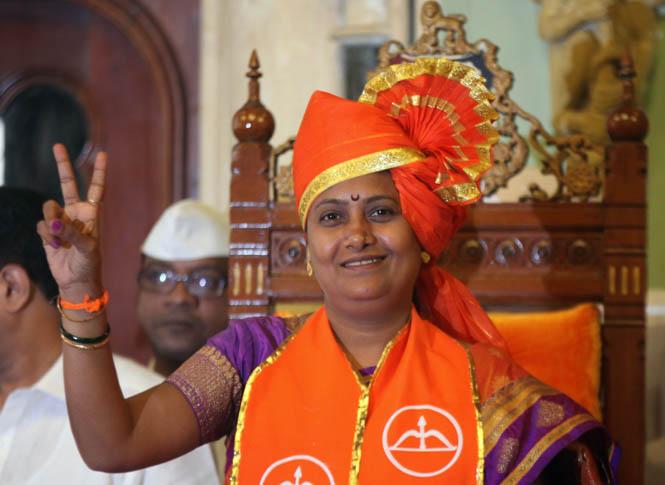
[61,288,200,472]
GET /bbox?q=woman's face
[306,171,422,310]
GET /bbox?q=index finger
[53,143,80,205]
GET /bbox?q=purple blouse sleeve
[207,316,292,383]
[166,316,291,444]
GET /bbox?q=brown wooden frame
[0,0,199,361]
[227,5,648,481]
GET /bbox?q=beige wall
[199,0,408,214]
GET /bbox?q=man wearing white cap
[137,199,230,478]
[138,199,230,376]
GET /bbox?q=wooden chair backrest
[227,4,648,481]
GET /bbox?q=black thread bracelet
[60,323,111,345]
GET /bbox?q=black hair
[0,186,58,301]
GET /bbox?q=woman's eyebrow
[314,194,398,210]
[314,198,348,210]
[365,195,399,204]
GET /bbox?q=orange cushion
[490,303,602,419]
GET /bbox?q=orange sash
[229,306,483,484]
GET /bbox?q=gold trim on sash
[348,325,407,485]
[463,345,485,485]
[504,413,596,483]
[298,147,425,226]
[482,377,559,455]
[228,329,301,483]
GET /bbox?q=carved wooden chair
[227,3,647,482]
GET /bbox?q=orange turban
[293,57,505,349]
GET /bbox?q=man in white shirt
[137,199,231,475]
[0,187,218,484]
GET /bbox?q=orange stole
[230,307,482,484]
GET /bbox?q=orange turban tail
[293,57,506,349]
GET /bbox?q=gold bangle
[57,298,105,322]
[61,333,110,350]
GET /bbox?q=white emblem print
[260,455,334,485]
[382,404,463,477]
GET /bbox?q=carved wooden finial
[249,49,260,72]
[607,49,648,142]
[247,49,261,102]
[232,50,275,143]
[618,49,636,102]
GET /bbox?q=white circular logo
[260,454,335,485]
[382,404,463,477]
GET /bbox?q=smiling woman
[41,57,616,485]
[306,172,421,345]
[306,172,423,367]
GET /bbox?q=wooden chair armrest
[567,441,604,485]
[534,438,607,484]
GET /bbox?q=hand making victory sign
[35,144,207,473]
[37,143,107,298]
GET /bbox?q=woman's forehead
[315,171,398,200]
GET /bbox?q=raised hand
[37,144,107,296]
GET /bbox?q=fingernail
[51,220,62,232]
[50,239,61,249]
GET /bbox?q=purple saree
[167,316,617,483]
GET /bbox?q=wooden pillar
[228,51,274,317]
[603,52,649,484]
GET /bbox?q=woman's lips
[340,255,387,268]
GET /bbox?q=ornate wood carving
[457,238,487,264]
[444,234,601,270]
[375,1,603,201]
[268,1,604,203]
[271,231,307,274]
[530,239,553,266]
[567,239,593,266]
[270,137,296,202]
[493,238,524,266]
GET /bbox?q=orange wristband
[59,289,109,313]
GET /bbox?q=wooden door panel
[0,0,196,360]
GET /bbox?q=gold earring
[306,260,313,277]
[420,251,431,264]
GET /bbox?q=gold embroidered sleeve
[166,344,243,443]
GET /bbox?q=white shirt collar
[32,353,65,400]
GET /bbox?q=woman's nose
[345,215,376,249]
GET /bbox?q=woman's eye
[319,211,341,223]
[369,207,394,219]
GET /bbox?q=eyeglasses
[138,266,227,297]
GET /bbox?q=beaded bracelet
[60,323,111,350]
